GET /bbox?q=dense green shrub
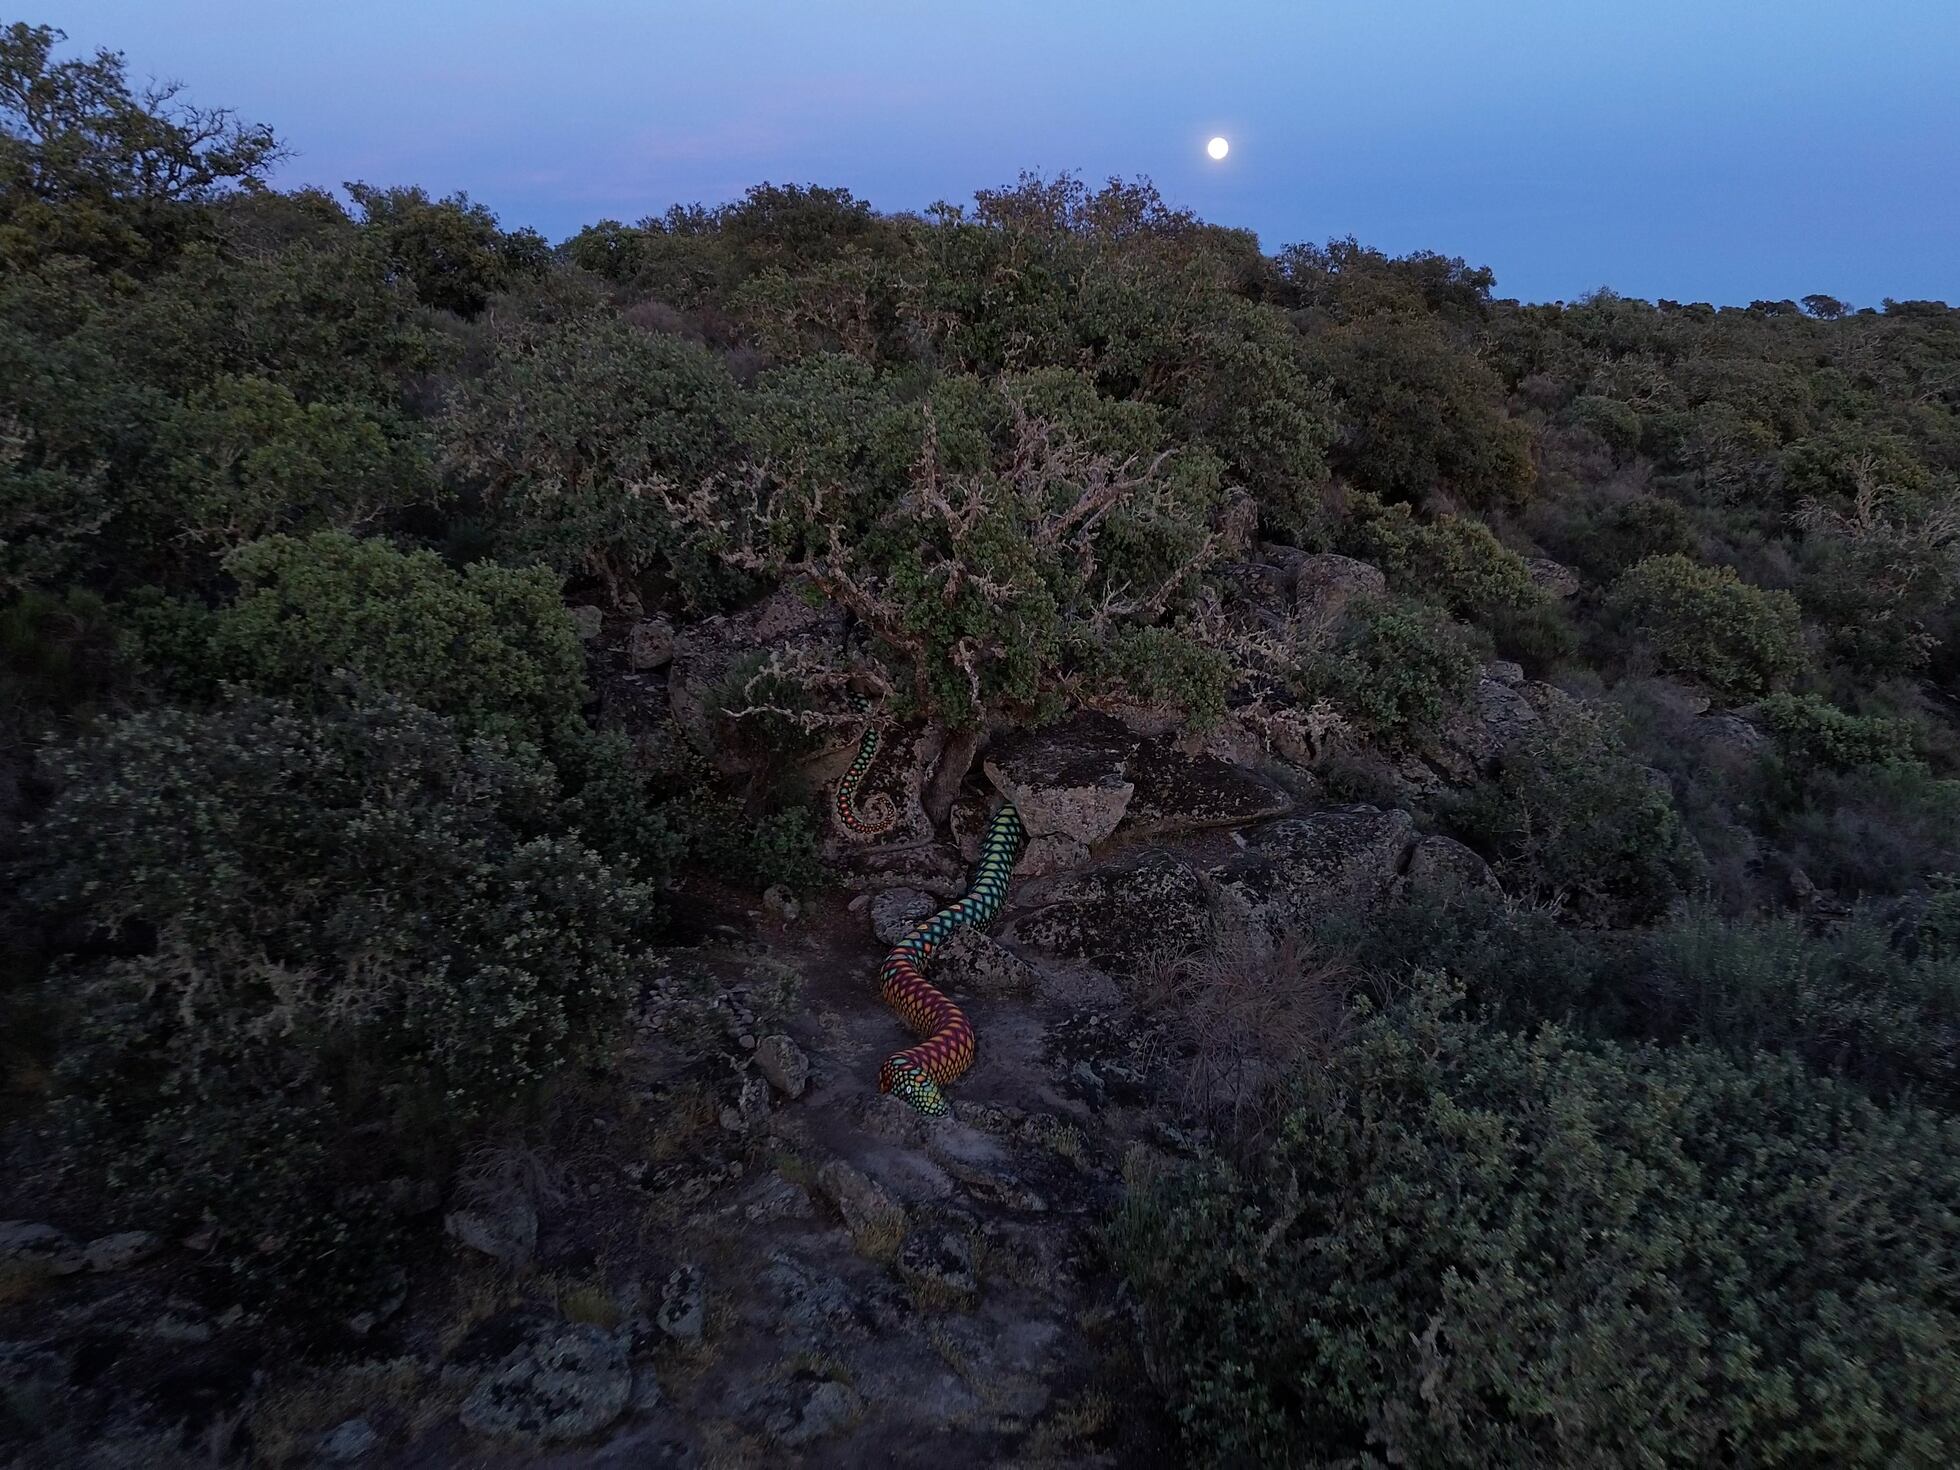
[1564,393,1643,461]
[1115,981,1960,1468]
[441,312,745,605]
[1607,553,1805,697]
[26,693,655,1312]
[1310,597,1481,746]
[142,530,587,749]
[669,376,1234,729]
[1753,692,1918,773]
[1638,908,1960,1105]
[1453,697,1694,923]
[1343,494,1568,663]
[1302,314,1534,508]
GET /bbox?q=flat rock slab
[1118,740,1294,839]
[984,712,1140,844]
[1009,848,1213,971]
[1208,806,1416,936]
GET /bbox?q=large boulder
[0,1222,83,1276]
[1526,557,1581,599]
[983,713,1139,845]
[1294,553,1387,613]
[1009,848,1213,970]
[1209,807,1416,936]
[1402,833,1500,895]
[1441,673,1544,774]
[1118,740,1294,839]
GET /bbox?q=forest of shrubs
[4,19,1960,1467]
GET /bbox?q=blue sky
[46,1,1960,305]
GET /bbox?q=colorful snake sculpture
[835,722,1026,1116]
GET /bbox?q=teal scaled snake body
[834,721,1025,1116]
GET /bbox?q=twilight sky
[47,0,1960,306]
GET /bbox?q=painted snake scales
[835,723,1025,1117]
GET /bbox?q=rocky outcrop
[1010,849,1214,969]
[1118,741,1294,839]
[932,929,1040,998]
[1403,833,1500,895]
[983,713,1139,845]
[735,1372,864,1448]
[625,617,674,670]
[1526,557,1581,599]
[1210,807,1416,937]
[459,1322,632,1444]
[1294,553,1387,613]
[895,1223,979,1306]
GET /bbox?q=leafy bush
[1564,394,1643,461]
[665,381,1233,729]
[1115,981,1960,1468]
[1302,314,1534,508]
[1343,495,1570,661]
[1753,692,1917,774]
[1452,697,1694,923]
[142,530,587,749]
[26,693,654,1313]
[1638,908,1960,1105]
[441,313,745,605]
[1310,597,1481,747]
[1607,553,1805,698]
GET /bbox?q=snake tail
[835,721,898,837]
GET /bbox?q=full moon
[1206,136,1230,161]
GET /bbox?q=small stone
[871,888,937,945]
[82,1230,161,1273]
[847,893,870,913]
[319,1418,378,1463]
[569,605,604,641]
[754,1035,810,1099]
[0,1222,83,1276]
[625,618,675,670]
[1485,659,1526,687]
[444,1199,539,1268]
[762,885,800,922]
[656,1265,705,1345]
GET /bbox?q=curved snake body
[837,723,1025,1116]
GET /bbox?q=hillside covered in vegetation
[3,21,1959,1468]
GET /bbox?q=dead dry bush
[1136,921,1353,1148]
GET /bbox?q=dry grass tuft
[1137,920,1352,1147]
